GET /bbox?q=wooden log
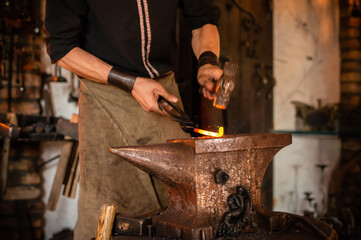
[340,28,361,39]
[0,201,15,215]
[15,200,31,240]
[341,17,361,28]
[95,205,117,240]
[339,7,353,18]
[341,82,361,94]
[27,201,45,215]
[339,0,354,8]
[20,173,41,185]
[341,50,361,60]
[46,141,74,211]
[3,186,41,200]
[341,39,361,50]
[0,86,42,100]
[69,152,80,199]
[63,145,79,198]
[1,138,10,197]
[70,114,78,123]
[0,101,40,115]
[8,159,33,171]
[56,118,79,141]
[341,72,361,83]
[340,94,361,105]
[10,142,39,158]
[342,60,361,71]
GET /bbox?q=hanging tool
[253,64,267,97]
[53,65,67,82]
[0,122,21,139]
[15,48,20,85]
[68,72,79,102]
[20,66,25,93]
[265,65,276,99]
[7,27,15,112]
[1,137,10,197]
[15,48,25,95]
[20,50,25,93]
[0,113,20,198]
[0,41,4,89]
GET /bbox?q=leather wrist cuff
[107,67,136,92]
[198,51,219,69]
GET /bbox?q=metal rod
[7,27,14,112]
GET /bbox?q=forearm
[57,47,177,114]
[192,24,222,100]
[191,24,220,59]
[56,47,112,84]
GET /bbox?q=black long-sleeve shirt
[45,0,219,78]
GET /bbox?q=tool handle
[157,96,196,133]
[157,96,184,119]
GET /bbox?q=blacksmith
[44,0,222,239]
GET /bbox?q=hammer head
[213,62,238,110]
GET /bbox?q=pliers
[157,96,197,133]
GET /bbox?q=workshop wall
[0,141,44,239]
[334,0,361,235]
[0,0,79,238]
[0,1,47,238]
[273,0,341,215]
[273,0,340,130]
[1,0,351,239]
[39,1,80,238]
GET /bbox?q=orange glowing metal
[214,104,226,110]
[194,126,224,138]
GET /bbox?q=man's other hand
[131,77,178,114]
[197,64,223,100]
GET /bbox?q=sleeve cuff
[184,6,220,30]
[46,41,80,64]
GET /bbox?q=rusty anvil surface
[110,133,337,240]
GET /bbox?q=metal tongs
[157,96,197,133]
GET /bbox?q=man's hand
[197,64,223,100]
[131,77,178,114]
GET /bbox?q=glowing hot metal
[157,96,225,137]
[214,105,226,110]
[194,126,224,137]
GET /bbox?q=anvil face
[111,133,337,239]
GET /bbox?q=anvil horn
[110,142,194,186]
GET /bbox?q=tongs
[157,96,197,133]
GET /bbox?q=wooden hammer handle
[95,204,117,240]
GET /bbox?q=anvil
[110,133,337,240]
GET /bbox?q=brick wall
[340,0,361,128]
[0,23,45,240]
[334,0,361,237]
[0,35,44,115]
[0,141,45,239]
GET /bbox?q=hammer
[213,62,238,110]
